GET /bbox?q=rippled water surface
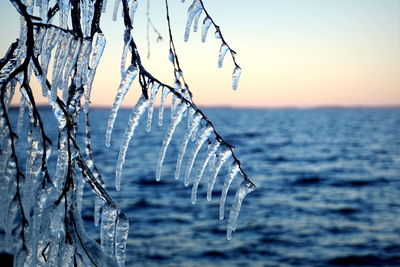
[10,107,400,266]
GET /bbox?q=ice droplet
[232,66,241,91]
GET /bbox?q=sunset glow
[1,0,399,108]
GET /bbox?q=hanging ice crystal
[106,64,139,147]
[191,139,220,204]
[94,198,103,227]
[168,48,174,63]
[207,146,232,201]
[39,0,49,19]
[156,100,188,181]
[192,7,203,32]
[115,95,148,190]
[101,204,118,256]
[84,32,106,113]
[74,39,92,89]
[146,83,160,132]
[40,27,61,96]
[33,28,47,57]
[17,96,26,133]
[62,38,81,101]
[232,66,242,91]
[209,151,217,171]
[113,0,122,21]
[170,92,178,120]
[115,213,129,266]
[130,0,139,22]
[227,181,255,240]
[201,16,212,43]
[76,174,85,212]
[184,0,202,42]
[158,87,169,127]
[51,32,73,101]
[184,125,213,186]
[85,0,95,37]
[214,29,221,39]
[54,130,68,191]
[187,106,195,128]
[220,161,240,220]
[120,30,132,76]
[59,0,70,29]
[175,111,202,180]
[218,43,229,68]
[102,0,108,13]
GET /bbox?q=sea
[7,107,400,266]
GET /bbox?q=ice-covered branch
[1,0,256,265]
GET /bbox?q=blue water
[10,107,400,266]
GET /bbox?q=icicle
[94,198,103,227]
[170,93,177,120]
[17,96,26,133]
[168,48,174,63]
[227,181,255,240]
[115,95,148,190]
[130,0,138,22]
[76,173,85,212]
[215,29,221,39]
[39,0,49,19]
[209,152,216,171]
[187,106,195,128]
[184,0,202,42]
[53,130,68,193]
[146,83,160,132]
[232,66,242,91]
[40,27,61,96]
[218,43,229,68]
[102,0,108,13]
[219,161,240,220]
[84,32,106,113]
[100,204,118,256]
[62,38,81,101]
[85,0,95,37]
[184,125,213,186]
[175,111,202,180]
[158,87,169,127]
[33,28,47,57]
[156,101,188,181]
[113,0,122,21]
[23,114,44,215]
[115,213,129,267]
[192,7,203,32]
[51,32,73,101]
[201,16,212,43]
[191,139,220,204]
[74,39,92,89]
[120,30,132,77]
[175,70,183,80]
[59,0,69,29]
[207,146,232,201]
[105,64,139,147]
[90,33,107,69]
[81,0,88,36]
[191,122,199,141]
[5,199,19,249]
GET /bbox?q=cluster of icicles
[105,67,255,240]
[181,0,242,90]
[0,0,254,266]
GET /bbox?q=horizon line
[9,103,400,109]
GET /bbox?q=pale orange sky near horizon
[1,0,399,108]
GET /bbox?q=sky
[1,0,399,108]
